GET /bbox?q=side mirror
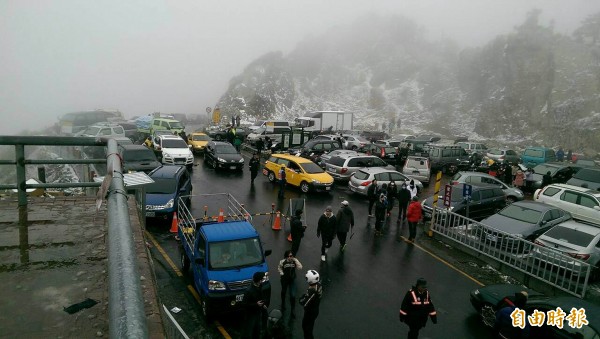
[264,249,272,257]
[194,257,205,266]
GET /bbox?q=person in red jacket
[406,196,423,242]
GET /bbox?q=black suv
[204,141,245,171]
[289,139,341,157]
[119,144,161,173]
[428,144,470,174]
[421,184,507,221]
[362,144,398,164]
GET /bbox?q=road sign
[212,108,221,124]
[206,107,212,113]
[463,184,472,200]
[443,184,452,207]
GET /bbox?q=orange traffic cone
[170,212,179,233]
[287,233,293,242]
[272,211,282,230]
[218,208,224,223]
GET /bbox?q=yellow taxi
[188,132,211,155]
[263,154,334,193]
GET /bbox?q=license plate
[230,166,237,170]
[145,211,155,217]
[262,169,267,175]
[235,294,244,302]
[325,186,331,190]
[486,234,498,242]
[389,155,395,158]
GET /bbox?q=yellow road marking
[399,235,484,286]
[145,230,233,339]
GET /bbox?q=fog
[1,0,599,135]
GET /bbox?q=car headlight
[218,157,226,162]
[208,280,226,291]
[165,199,174,209]
[163,153,173,159]
[472,289,480,297]
[239,158,244,163]
[262,272,269,283]
[312,179,321,184]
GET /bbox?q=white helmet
[305,270,320,284]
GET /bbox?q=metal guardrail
[428,206,591,298]
[0,136,149,338]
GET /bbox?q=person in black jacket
[387,181,398,216]
[290,209,305,256]
[301,270,323,339]
[255,138,264,157]
[542,171,552,188]
[317,206,337,261]
[367,179,379,216]
[397,183,411,222]
[249,153,260,184]
[277,250,303,318]
[399,278,437,339]
[336,201,355,252]
[374,193,388,236]
[243,272,268,339]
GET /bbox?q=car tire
[352,145,358,150]
[180,251,190,273]
[300,181,310,193]
[267,171,276,182]
[506,196,516,204]
[214,135,222,141]
[480,303,496,328]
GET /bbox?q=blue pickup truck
[177,193,272,317]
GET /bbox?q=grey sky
[1,0,599,135]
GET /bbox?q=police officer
[399,278,437,339]
[300,270,322,339]
[249,153,260,184]
[243,272,268,339]
[290,209,305,256]
[277,250,303,318]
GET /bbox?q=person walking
[408,180,418,200]
[236,115,241,127]
[399,278,437,339]
[336,200,354,252]
[502,161,512,186]
[406,196,422,242]
[567,149,573,163]
[242,272,268,339]
[249,153,260,184]
[367,179,379,217]
[387,181,398,217]
[317,206,336,261]
[278,165,287,199]
[556,148,565,162]
[265,136,273,153]
[290,209,306,256]
[494,291,529,338]
[397,183,411,223]
[300,270,322,339]
[525,167,535,194]
[255,137,264,157]
[513,169,525,190]
[278,250,303,318]
[374,193,388,236]
[234,135,242,152]
[542,171,552,188]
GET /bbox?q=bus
[58,109,123,135]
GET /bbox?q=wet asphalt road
[147,152,492,338]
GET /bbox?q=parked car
[485,148,520,164]
[521,146,556,168]
[320,149,360,167]
[573,158,599,168]
[288,139,341,157]
[119,144,161,174]
[262,154,333,193]
[374,139,403,149]
[534,184,600,225]
[342,135,371,150]
[188,132,211,155]
[362,144,398,164]
[450,171,525,203]
[360,130,390,142]
[470,284,600,337]
[204,141,244,171]
[529,162,582,190]
[325,155,394,181]
[155,135,194,170]
[348,167,423,196]
[532,220,600,281]
[207,126,249,142]
[401,139,431,157]
[421,184,507,221]
[392,134,416,141]
[151,130,176,149]
[145,165,192,222]
[457,142,487,155]
[479,201,572,251]
[401,156,431,186]
[428,144,471,174]
[312,134,339,141]
[567,167,600,190]
[77,122,125,138]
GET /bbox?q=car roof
[120,144,151,151]
[149,165,185,178]
[550,220,600,235]
[452,183,498,191]
[357,167,397,174]
[159,135,184,140]
[456,171,498,179]
[546,183,600,196]
[335,154,379,160]
[153,118,180,122]
[190,132,208,136]
[201,221,260,241]
[509,200,559,212]
[406,156,428,161]
[272,154,314,163]
[211,141,234,146]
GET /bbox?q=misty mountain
[218,12,600,151]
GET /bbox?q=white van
[246,126,291,145]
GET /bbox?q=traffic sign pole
[428,171,442,237]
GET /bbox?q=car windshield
[209,238,263,270]
[488,149,503,155]
[533,164,559,176]
[498,205,541,224]
[146,178,176,194]
[254,127,266,134]
[572,169,600,183]
[162,139,188,148]
[575,159,596,167]
[300,162,324,174]
[383,147,396,154]
[544,226,595,247]
[451,187,466,202]
[524,149,544,157]
[216,145,238,154]
[83,127,101,135]
[124,150,156,162]
[407,158,428,169]
[192,135,210,141]
[169,121,184,129]
[366,158,388,167]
